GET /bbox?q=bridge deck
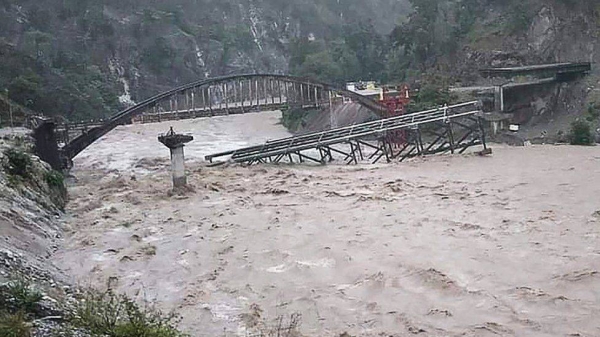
[480,62,591,78]
[502,77,557,91]
[206,101,487,165]
[130,97,324,123]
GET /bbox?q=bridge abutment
[30,118,63,170]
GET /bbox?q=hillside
[0,0,410,121]
[386,0,600,141]
[1,0,599,140]
[391,0,598,80]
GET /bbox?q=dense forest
[0,0,599,121]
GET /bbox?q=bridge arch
[60,74,387,163]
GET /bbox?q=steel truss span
[205,101,489,165]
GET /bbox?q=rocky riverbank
[0,129,188,337]
[0,129,74,336]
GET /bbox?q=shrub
[72,290,187,337]
[0,311,31,337]
[2,149,32,178]
[0,279,43,315]
[45,170,65,188]
[260,313,302,337]
[590,104,600,120]
[569,119,594,145]
[585,103,599,122]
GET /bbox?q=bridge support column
[158,127,194,190]
[224,83,229,114]
[208,87,213,115]
[175,95,179,119]
[270,79,275,104]
[191,91,196,118]
[278,80,282,104]
[494,85,505,112]
[249,81,254,107]
[255,80,258,107]
[171,145,186,187]
[240,81,244,110]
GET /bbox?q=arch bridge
[57,74,387,167]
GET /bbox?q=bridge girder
[60,74,387,164]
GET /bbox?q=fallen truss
[205,101,489,165]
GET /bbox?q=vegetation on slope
[0,280,42,337]
[1,0,599,131]
[0,0,409,121]
[569,120,593,145]
[1,144,67,209]
[0,277,189,337]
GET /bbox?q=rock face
[1,0,599,139]
[413,1,600,142]
[528,6,557,55]
[0,0,410,120]
[0,129,76,335]
[0,130,66,279]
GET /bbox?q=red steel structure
[380,84,410,145]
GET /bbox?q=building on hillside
[345,81,406,102]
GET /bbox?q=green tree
[296,51,344,83]
[391,0,439,66]
[344,21,387,80]
[8,72,42,109]
[569,120,594,145]
[142,37,175,74]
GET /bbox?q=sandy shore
[55,113,600,336]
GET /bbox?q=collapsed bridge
[206,101,489,165]
[34,73,497,169]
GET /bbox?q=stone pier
[158,127,193,189]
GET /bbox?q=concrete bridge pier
[158,127,194,189]
[170,145,186,187]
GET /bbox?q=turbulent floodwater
[73,111,292,172]
[56,112,600,336]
